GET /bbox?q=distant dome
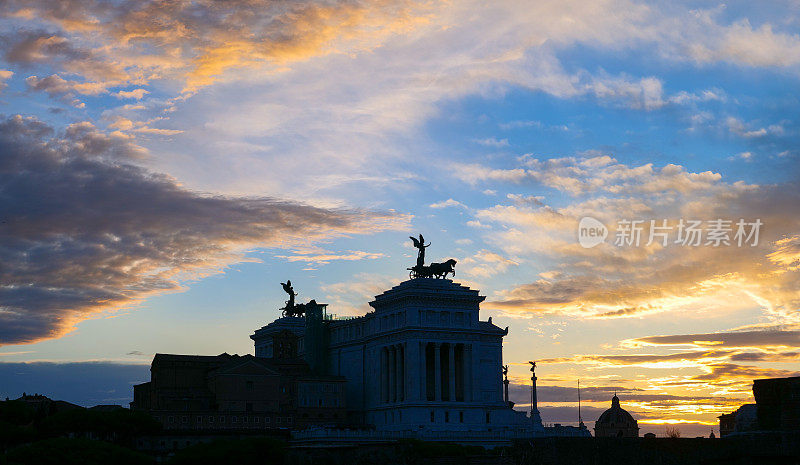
[594,395,639,438]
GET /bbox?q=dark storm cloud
[0,115,404,345]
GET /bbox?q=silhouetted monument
[529,361,543,428]
[407,233,457,279]
[281,280,296,308]
[280,280,326,318]
[252,235,591,441]
[409,234,429,268]
[252,248,534,435]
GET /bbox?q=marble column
[394,345,400,403]
[448,343,456,402]
[434,343,441,401]
[417,341,425,401]
[395,345,400,402]
[466,344,473,402]
[397,344,404,402]
[381,347,388,403]
[389,346,396,403]
[456,344,464,401]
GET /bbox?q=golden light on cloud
[3,0,437,97]
[0,0,797,438]
[639,419,718,426]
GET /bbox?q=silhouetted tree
[167,437,286,465]
[4,438,154,465]
[397,439,485,463]
[0,401,35,426]
[40,409,160,443]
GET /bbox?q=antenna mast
[578,379,584,428]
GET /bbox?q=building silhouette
[131,352,346,430]
[754,376,800,431]
[252,278,535,434]
[718,404,757,437]
[719,375,800,436]
[594,394,639,438]
[133,271,598,442]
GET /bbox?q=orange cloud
[461,156,800,325]
[624,329,800,350]
[4,0,434,96]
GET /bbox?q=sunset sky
[2,0,800,437]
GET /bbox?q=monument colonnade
[380,340,474,404]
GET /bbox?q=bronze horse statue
[408,258,457,279]
[280,280,306,317]
[282,302,306,318]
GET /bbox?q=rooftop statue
[279,281,327,317]
[281,280,296,308]
[280,280,305,318]
[407,234,457,279]
[409,234,430,269]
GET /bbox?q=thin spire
[578,379,583,426]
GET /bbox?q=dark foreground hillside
[2,400,799,465]
[288,436,800,465]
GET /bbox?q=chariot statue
[280,280,306,317]
[407,234,457,279]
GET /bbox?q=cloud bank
[458,155,800,327]
[0,115,404,345]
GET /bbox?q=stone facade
[131,353,346,431]
[251,278,534,433]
